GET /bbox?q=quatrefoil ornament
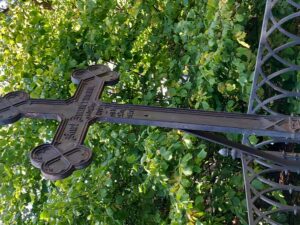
[30,144,92,180]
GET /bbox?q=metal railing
[242,0,300,224]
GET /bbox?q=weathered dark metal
[0,64,300,180]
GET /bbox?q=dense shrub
[0,1,266,224]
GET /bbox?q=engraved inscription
[86,103,96,120]
[96,106,104,116]
[117,109,125,118]
[73,103,88,121]
[109,108,116,117]
[82,86,95,102]
[127,110,134,119]
[63,123,79,141]
[72,86,96,121]
[95,106,135,119]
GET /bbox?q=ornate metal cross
[0,64,299,180]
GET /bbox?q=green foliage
[0,0,264,224]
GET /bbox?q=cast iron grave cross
[0,65,300,180]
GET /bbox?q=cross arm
[0,91,70,125]
[92,102,300,140]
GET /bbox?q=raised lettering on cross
[0,64,300,180]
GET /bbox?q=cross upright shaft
[0,64,299,180]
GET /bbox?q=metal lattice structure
[242,0,300,224]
